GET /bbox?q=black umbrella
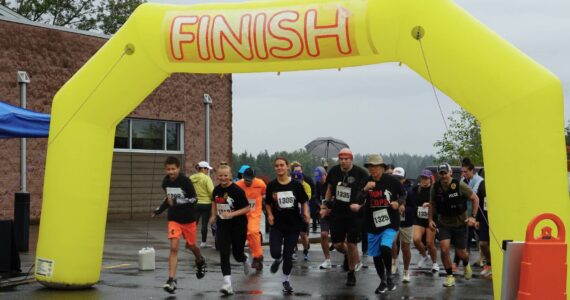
[305,137,349,159]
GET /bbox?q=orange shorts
[168,221,196,246]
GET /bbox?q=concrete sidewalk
[1,218,494,299]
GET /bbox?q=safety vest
[434,179,466,216]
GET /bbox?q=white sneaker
[417,255,429,269]
[402,271,411,283]
[431,262,440,273]
[243,253,250,275]
[319,259,332,269]
[391,258,398,274]
[220,282,234,295]
[355,262,363,272]
[200,242,208,248]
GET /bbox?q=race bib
[400,213,405,221]
[373,209,390,228]
[417,207,429,219]
[248,199,256,210]
[277,191,295,209]
[483,197,487,211]
[217,204,231,219]
[166,187,184,203]
[336,186,351,202]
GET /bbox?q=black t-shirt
[412,185,432,222]
[212,183,249,225]
[476,180,487,222]
[155,173,197,224]
[266,178,308,232]
[400,181,415,227]
[360,174,405,233]
[326,164,368,219]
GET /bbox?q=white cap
[197,161,213,170]
[392,167,405,179]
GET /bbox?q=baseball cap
[392,167,405,179]
[197,161,213,170]
[238,165,250,174]
[314,166,326,182]
[243,168,255,181]
[420,169,433,178]
[437,163,452,174]
[364,154,385,167]
[338,148,353,160]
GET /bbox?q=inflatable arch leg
[36,0,567,297]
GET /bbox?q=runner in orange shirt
[236,167,267,271]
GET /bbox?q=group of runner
[153,150,491,295]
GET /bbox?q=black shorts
[300,222,309,233]
[414,218,429,228]
[331,217,361,244]
[437,225,468,249]
[478,219,490,242]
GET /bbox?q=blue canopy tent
[0,101,50,138]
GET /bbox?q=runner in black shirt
[153,156,206,294]
[321,148,368,287]
[265,157,310,294]
[351,154,404,294]
[412,169,439,273]
[208,165,250,295]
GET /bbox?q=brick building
[0,7,233,221]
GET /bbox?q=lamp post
[203,94,212,173]
[15,71,30,252]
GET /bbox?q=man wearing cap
[191,161,215,247]
[350,154,404,293]
[429,163,479,287]
[391,167,415,283]
[236,168,267,271]
[321,148,368,286]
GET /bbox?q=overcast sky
[151,0,570,156]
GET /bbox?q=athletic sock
[462,259,469,267]
[446,268,453,275]
[373,256,385,280]
[282,274,290,282]
[224,275,231,284]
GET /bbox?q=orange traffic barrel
[518,213,567,300]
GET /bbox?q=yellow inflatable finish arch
[36,0,567,297]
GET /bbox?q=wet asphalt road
[1,218,493,299]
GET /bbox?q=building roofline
[0,14,110,39]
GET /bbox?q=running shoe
[443,275,456,287]
[251,257,259,270]
[270,258,282,274]
[417,255,429,269]
[243,253,250,275]
[342,255,349,271]
[387,277,396,291]
[195,257,206,279]
[303,249,309,261]
[292,252,298,262]
[319,259,332,269]
[199,242,208,248]
[431,262,440,274]
[220,282,234,295]
[354,261,363,272]
[464,264,473,280]
[163,278,177,294]
[282,281,294,294]
[346,271,356,286]
[402,271,411,283]
[480,265,492,277]
[375,281,387,294]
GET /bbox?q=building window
[114,118,184,153]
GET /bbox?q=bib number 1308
[373,209,390,228]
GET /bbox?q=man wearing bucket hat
[350,154,405,294]
[429,163,479,287]
[321,148,368,287]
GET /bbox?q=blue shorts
[368,229,398,257]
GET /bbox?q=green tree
[1,0,144,33]
[433,109,483,166]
